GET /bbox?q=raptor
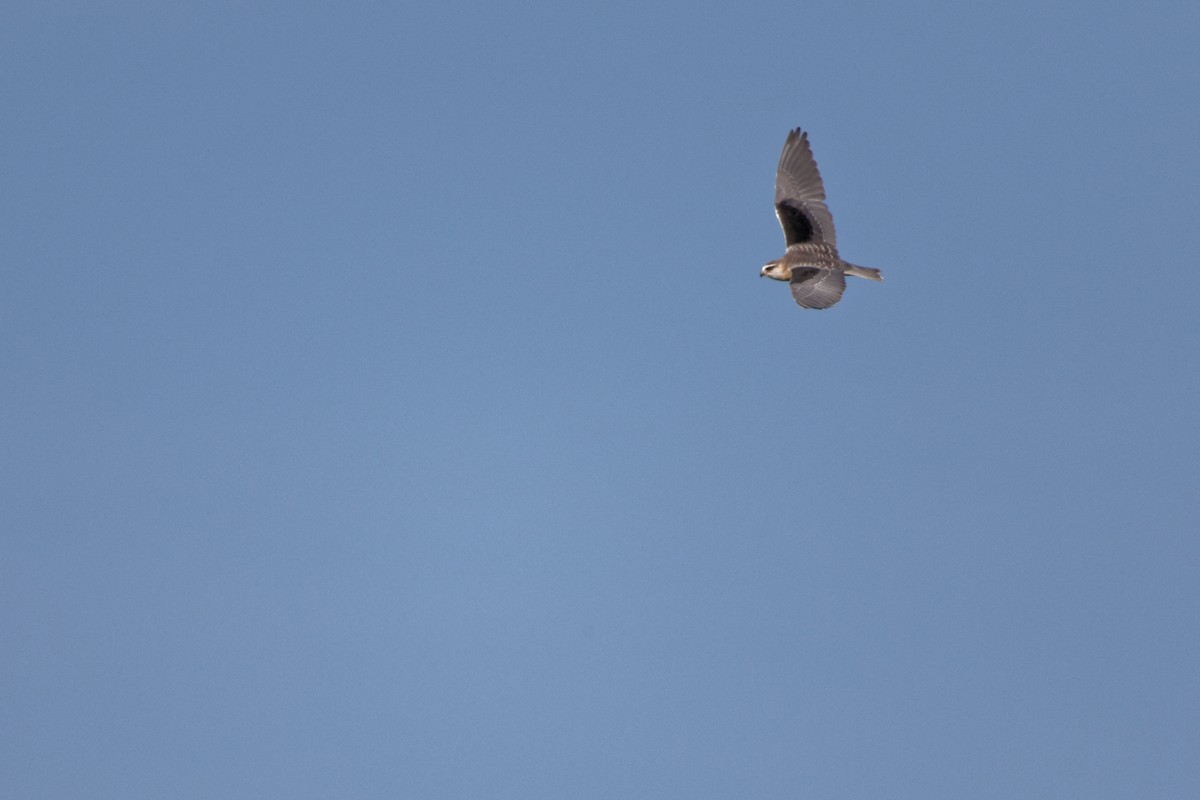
[761,127,882,309]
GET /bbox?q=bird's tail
[844,263,883,282]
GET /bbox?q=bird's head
[760,259,790,281]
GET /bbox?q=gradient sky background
[3,2,1198,798]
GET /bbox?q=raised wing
[774,128,837,247]
[789,266,845,309]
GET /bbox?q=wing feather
[774,128,837,247]
[789,266,845,309]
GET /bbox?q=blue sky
[3,2,1198,797]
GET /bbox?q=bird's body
[761,127,882,309]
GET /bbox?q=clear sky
[3,2,1198,797]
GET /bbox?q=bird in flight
[761,127,882,309]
